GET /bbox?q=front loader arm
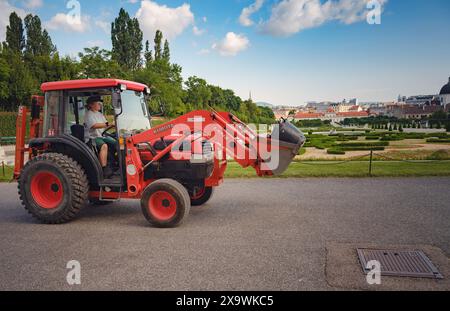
[131,110,272,176]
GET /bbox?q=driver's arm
[90,122,109,129]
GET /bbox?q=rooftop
[41,79,149,92]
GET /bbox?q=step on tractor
[14,79,305,227]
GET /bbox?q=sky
[1,0,450,106]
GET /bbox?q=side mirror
[112,90,122,115]
[148,94,165,117]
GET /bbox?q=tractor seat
[71,124,99,155]
[71,124,85,142]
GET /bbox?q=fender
[29,134,104,186]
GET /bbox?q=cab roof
[41,79,148,92]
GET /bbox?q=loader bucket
[259,120,305,176]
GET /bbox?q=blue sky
[2,0,450,106]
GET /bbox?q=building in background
[439,77,450,106]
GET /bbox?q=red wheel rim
[149,191,177,221]
[191,187,205,200]
[30,171,63,209]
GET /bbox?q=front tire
[141,179,190,228]
[190,187,214,206]
[18,153,89,224]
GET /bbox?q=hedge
[327,148,346,155]
[337,141,389,147]
[426,138,450,143]
[0,112,19,137]
[339,146,385,151]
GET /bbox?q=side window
[43,91,62,137]
[64,96,77,135]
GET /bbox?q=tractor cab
[15,79,152,188]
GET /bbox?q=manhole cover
[357,248,443,279]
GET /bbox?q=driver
[85,95,116,178]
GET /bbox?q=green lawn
[0,165,13,182]
[224,160,450,178]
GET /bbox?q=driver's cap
[87,95,103,105]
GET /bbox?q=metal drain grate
[357,248,443,279]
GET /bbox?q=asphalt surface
[0,178,449,291]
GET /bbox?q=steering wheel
[102,125,117,139]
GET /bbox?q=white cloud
[24,0,43,9]
[95,20,110,33]
[212,32,250,57]
[193,25,205,36]
[260,0,388,37]
[202,16,207,23]
[128,0,139,3]
[46,13,91,33]
[0,1,27,42]
[136,0,194,40]
[239,0,264,27]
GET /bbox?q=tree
[24,14,54,57]
[78,47,124,79]
[162,39,170,62]
[154,30,163,60]
[5,12,25,54]
[388,124,392,131]
[184,76,212,109]
[5,52,35,110]
[144,40,153,66]
[111,8,143,71]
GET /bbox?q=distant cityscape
[266,77,450,123]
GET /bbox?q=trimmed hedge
[0,112,19,137]
[380,135,403,141]
[339,146,385,151]
[337,141,389,147]
[426,138,450,143]
[327,148,346,155]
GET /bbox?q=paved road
[0,178,449,291]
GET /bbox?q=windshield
[117,90,151,136]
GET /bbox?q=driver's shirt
[84,110,107,139]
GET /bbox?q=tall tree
[162,39,170,62]
[24,14,55,57]
[111,8,143,71]
[5,12,25,54]
[144,40,153,66]
[154,30,163,60]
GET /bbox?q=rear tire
[18,153,89,224]
[190,187,214,206]
[141,179,190,228]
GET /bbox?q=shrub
[381,135,403,141]
[337,141,389,147]
[327,148,346,155]
[339,146,385,151]
[0,113,19,137]
[426,138,450,143]
[426,150,450,160]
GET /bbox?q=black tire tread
[18,153,89,224]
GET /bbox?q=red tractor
[14,79,305,227]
